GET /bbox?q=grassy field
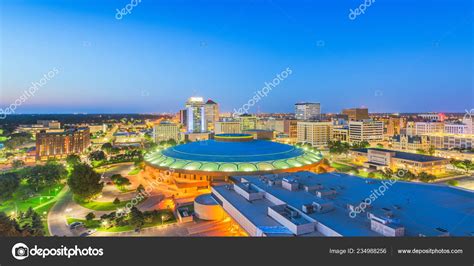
[0,183,64,214]
[66,210,176,232]
[330,162,355,172]
[0,182,66,237]
[128,167,141,175]
[73,195,146,211]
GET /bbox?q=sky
[0,0,472,114]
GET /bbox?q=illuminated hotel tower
[186,97,207,133]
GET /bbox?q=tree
[367,172,375,178]
[382,169,394,178]
[447,180,459,186]
[114,176,131,187]
[101,143,113,153]
[66,154,81,167]
[450,159,473,174]
[328,141,350,155]
[11,160,25,169]
[0,212,25,236]
[85,212,96,221]
[128,207,144,229]
[136,184,145,194]
[352,141,370,149]
[428,145,435,156]
[4,132,32,150]
[21,162,66,191]
[68,163,103,200]
[29,212,44,236]
[113,197,121,205]
[418,172,436,183]
[416,148,427,155]
[89,150,106,162]
[0,172,20,199]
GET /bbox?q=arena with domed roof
[144,134,325,183]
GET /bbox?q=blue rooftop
[214,172,474,237]
[161,140,305,163]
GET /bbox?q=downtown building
[427,133,474,150]
[348,120,384,143]
[35,127,90,161]
[391,134,430,152]
[349,148,449,175]
[295,102,321,120]
[342,108,369,121]
[204,99,219,132]
[414,121,444,135]
[296,121,332,148]
[186,97,207,133]
[214,121,242,134]
[153,121,180,143]
[238,114,258,131]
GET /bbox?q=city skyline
[1,0,472,114]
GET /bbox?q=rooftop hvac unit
[313,201,334,213]
[302,204,315,214]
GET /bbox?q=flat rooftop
[352,148,448,162]
[217,172,474,236]
[213,185,293,236]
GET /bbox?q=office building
[283,119,298,139]
[179,109,188,128]
[391,135,430,152]
[348,120,384,143]
[204,99,219,132]
[296,121,332,147]
[342,108,369,121]
[36,127,90,161]
[238,114,258,131]
[444,123,469,134]
[295,102,321,120]
[153,121,180,143]
[386,116,406,136]
[419,113,444,122]
[186,97,206,133]
[258,119,285,133]
[414,122,444,135]
[331,126,349,142]
[214,121,242,134]
[427,133,474,150]
[462,116,474,134]
[350,148,449,175]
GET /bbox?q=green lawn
[330,162,354,172]
[73,195,146,211]
[67,210,176,233]
[0,183,64,214]
[128,167,141,175]
[356,170,385,179]
[0,183,66,237]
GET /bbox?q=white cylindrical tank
[194,194,224,221]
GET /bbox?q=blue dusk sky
[0,0,472,114]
